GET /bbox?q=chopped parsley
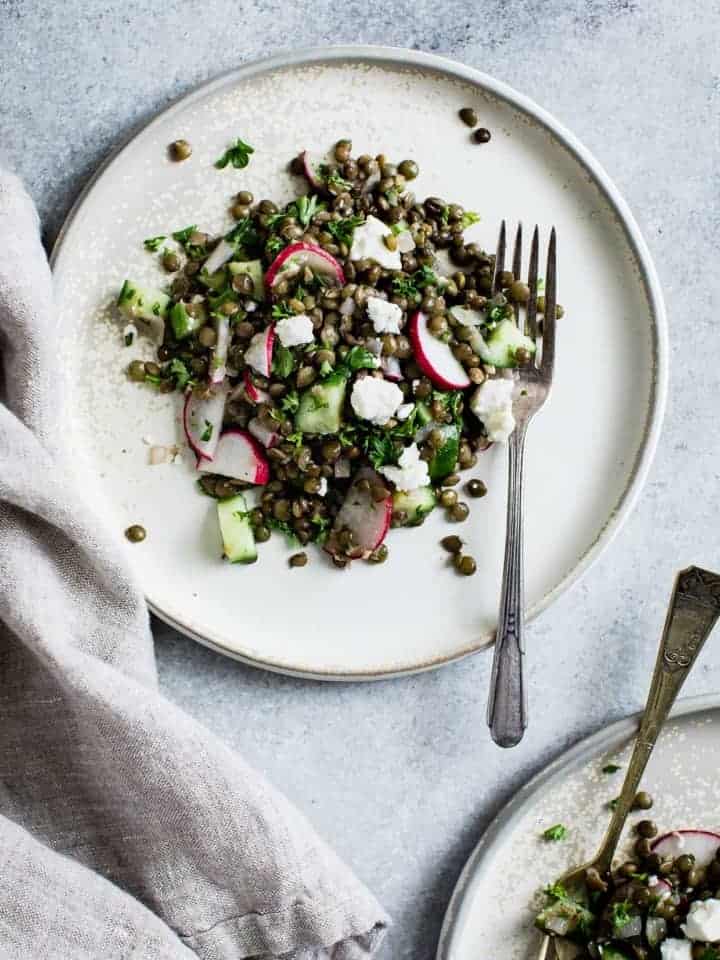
[461,211,481,229]
[285,430,305,448]
[225,217,261,255]
[392,265,438,299]
[309,514,331,544]
[117,279,135,306]
[172,225,197,246]
[326,214,365,248]
[544,882,567,901]
[200,420,214,443]
[272,302,295,320]
[602,764,621,774]
[267,517,299,543]
[287,194,326,229]
[272,344,295,378]
[169,358,193,390]
[143,235,166,252]
[343,345,378,372]
[319,165,352,192]
[280,390,300,414]
[215,137,254,170]
[266,235,287,257]
[363,431,397,470]
[609,900,634,932]
[542,824,567,842]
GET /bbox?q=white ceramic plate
[52,46,667,679]
[438,695,720,960]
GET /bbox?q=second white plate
[52,46,667,678]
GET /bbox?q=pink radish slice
[408,310,471,390]
[242,369,270,404]
[243,326,275,378]
[617,877,672,900]
[203,238,235,276]
[300,150,326,189]
[325,468,391,561]
[381,356,403,381]
[248,416,279,449]
[651,830,720,867]
[183,385,227,461]
[265,241,344,292]
[210,315,230,385]
[197,429,269,485]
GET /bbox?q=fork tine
[492,219,506,295]
[541,227,557,378]
[511,223,522,326]
[526,225,539,342]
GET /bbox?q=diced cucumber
[228,260,265,300]
[392,486,436,526]
[217,494,257,564]
[475,320,536,368]
[170,301,203,340]
[199,268,228,291]
[117,279,170,322]
[535,895,595,940]
[428,424,459,481]
[295,371,347,435]
[415,401,433,426]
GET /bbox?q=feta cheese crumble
[682,898,720,941]
[396,403,415,421]
[367,296,402,334]
[380,443,429,492]
[350,376,403,426]
[317,477,328,496]
[350,215,402,270]
[469,378,516,443]
[661,939,692,960]
[244,330,271,374]
[275,313,314,347]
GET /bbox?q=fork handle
[487,423,528,748]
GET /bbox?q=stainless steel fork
[486,221,557,748]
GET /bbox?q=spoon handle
[594,566,720,874]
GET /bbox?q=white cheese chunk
[350,376,403,426]
[275,313,315,347]
[367,296,402,334]
[469,378,516,443]
[380,443,429,492]
[682,898,720,941]
[244,330,270,374]
[661,939,692,960]
[349,215,402,270]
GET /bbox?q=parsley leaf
[544,882,567,902]
[273,344,295,378]
[440,206,450,226]
[172,225,197,246]
[272,302,295,320]
[609,900,634,932]
[327,214,365,247]
[343,346,378,372]
[280,390,300,414]
[309,514,331,544]
[602,764,621,774]
[363,431,397,469]
[542,824,567,842]
[169,358,193,390]
[287,194,326,229]
[392,265,438,299]
[285,430,304,448]
[267,517,299,543]
[225,217,260,255]
[320,166,352,192]
[200,420,213,443]
[461,211,481,229]
[266,235,287,257]
[215,138,254,170]
[144,235,166,252]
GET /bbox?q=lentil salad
[118,138,560,568]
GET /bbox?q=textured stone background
[2,1,719,956]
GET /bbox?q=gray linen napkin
[0,168,389,959]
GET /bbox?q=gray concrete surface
[2,1,719,956]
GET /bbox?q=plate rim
[436,693,719,959]
[51,44,669,681]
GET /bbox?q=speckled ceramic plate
[51,46,667,679]
[438,696,720,959]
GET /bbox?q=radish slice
[617,877,672,900]
[325,468,391,561]
[265,241,345,292]
[300,150,326,190]
[183,385,227,461]
[248,416,279,449]
[381,356,403,381]
[651,830,720,867]
[210,315,230,385]
[203,238,235,276]
[244,326,275,377]
[197,429,269,485]
[408,309,471,390]
[241,369,270,405]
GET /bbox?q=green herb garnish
[326,214,365,248]
[363,431,397,470]
[273,344,295,378]
[609,900,634,932]
[392,265,438,299]
[266,235,287,257]
[280,390,300,414]
[287,194,326,229]
[267,517,299,543]
[272,302,295,320]
[542,824,567,842]
[144,235,166,252]
[461,211,481,229]
[215,138,254,170]
[200,420,213,443]
[225,217,261,255]
[309,514,331,544]
[602,764,621,774]
[117,279,135,306]
[608,797,620,810]
[544,882,567,902]
[285,430,305,448]
[169,358,193,390]
[343,346,378,372]
[172,225,197,246]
